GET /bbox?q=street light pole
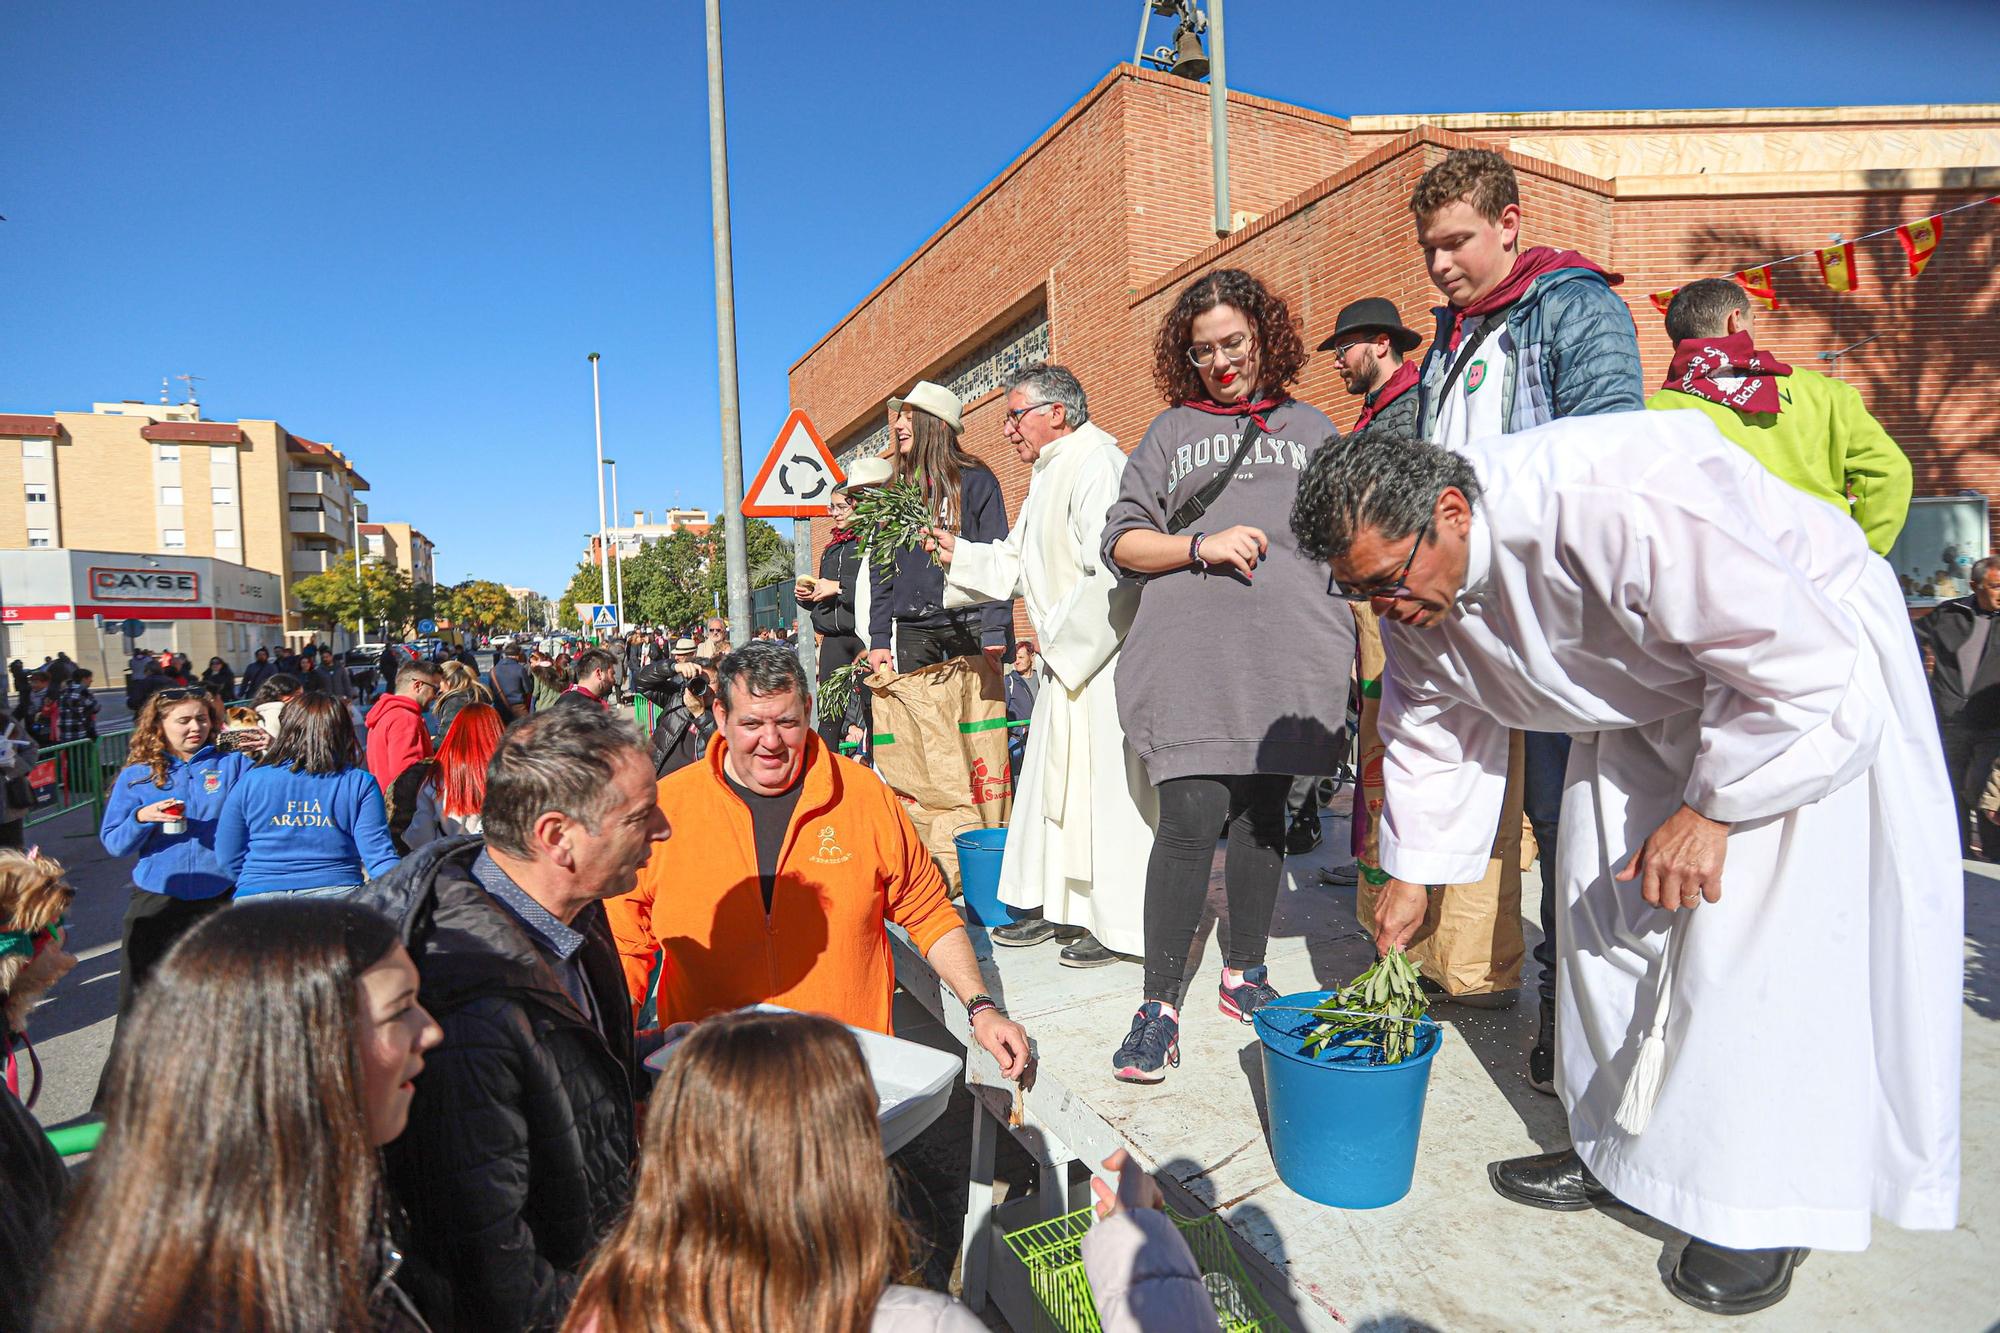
[1208,0,1231,236]
[606,459,627,635]
[351,505,365,650]
[704,0,752,639]
[589,353,611,631]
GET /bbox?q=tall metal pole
[1208,0,1231,236]
[588,352,611,632]
[607,460,627,635]
[1132,0,1151,65]
[351,504,365,650]
[704,0,752,639]
[793,518,816,681]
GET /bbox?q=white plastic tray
[644,1004,963,1155]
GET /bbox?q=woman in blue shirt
[215,692,400,898]
[99,687,258,1019]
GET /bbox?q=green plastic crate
[1002,1205,1286,1333]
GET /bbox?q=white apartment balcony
[288,509,343,540]
[291,548,339,576]
[286,469,351,506]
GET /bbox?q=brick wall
[793,78,2000,645]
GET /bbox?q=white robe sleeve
[1376,637,1511,885]
[1572,486,1877,824]
[1036,449,1132,693]
[943,518,1027,609]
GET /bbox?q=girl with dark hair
[403,703,504,849]
[1099,267,1353,1085]
[201,656,236,701]
[214,692,399,899]
[251,671,304,740]
[863,382,1011,674]
[35,898,443,1333]
[99,688,254,1018]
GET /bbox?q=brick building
[790,66,1999,633]
[0,400,373,646]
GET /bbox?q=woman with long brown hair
[862,381,1011,674]
[1100,267,1353,1083]
[429,659,494,737]
[35,898,443,1333]
[97,688,257,1019]
[564,1009,982,1333]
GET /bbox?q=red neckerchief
[1182,394,1286,434]
[1353,362,1420,431]
[1447,247,1623,351]
[826,527,856,545]
[1662,333,1792,414]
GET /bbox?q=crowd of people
[0,145,1973,1326]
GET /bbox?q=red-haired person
[404,703,506,849]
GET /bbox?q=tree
[440,579,526,634]
[553,518,792,636]
[292,563,414,639]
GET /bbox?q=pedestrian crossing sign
[590,605,617,629]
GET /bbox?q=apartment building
[0,400,370,642]
[359,521,436,585]
[586,506,712,565]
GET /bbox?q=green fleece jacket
[1647,367,1911,555]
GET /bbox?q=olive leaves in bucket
[1301,949,1430,1065]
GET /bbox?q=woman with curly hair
[97,688,255,1022]
[1099,268,1353,1084]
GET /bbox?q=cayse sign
[89,567,201,601]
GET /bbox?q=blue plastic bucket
[1252,988,1442,1209]
[951,827,1014,927]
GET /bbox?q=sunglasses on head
[154,687,207,702]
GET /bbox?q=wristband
[1189,532,1206,569]
[966,993,1003,1020]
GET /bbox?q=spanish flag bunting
[1895,216,1942,277]
[1733,267,1779,310]
[1815,241,1860,292]
[1649,289,1678,314]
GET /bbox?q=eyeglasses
[1186,332,1255,368]
[1329,521,1428,602]
[1003,401,1059,427]
[153,687,207,702]
[1331,338,1374,358]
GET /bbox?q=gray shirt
[1958,612,1995,695]
[1101,400,1353,782]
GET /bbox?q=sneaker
[1217,965,1280,1023]
[1318,862,1360,887]
[990,917,1057,947]
[1528,1039,1556,1096]
[1111,1003,1181,1084]
[1285,812,1323,856]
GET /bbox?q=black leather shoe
[1058,933,1121,968]
[1488,1149,1610,1212]
[1667,1240,1807,1316]
[991,917,1056,947]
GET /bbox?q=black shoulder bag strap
[1419,312,1498,431]
[1165,416,1267,535]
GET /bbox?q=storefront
[0,549,284,681]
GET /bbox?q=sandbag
[868,656,1013,891]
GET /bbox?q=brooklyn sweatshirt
[1101,399,1354,783]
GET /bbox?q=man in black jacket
[1917,556,2000,857]
[355,705,669,1331]
[239,647,277,699]
[630,641,717,777]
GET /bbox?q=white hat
[888,380,963,434]
[841,456,894,489]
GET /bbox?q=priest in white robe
[1290,410,1960,1316]
[930,363,1156,962]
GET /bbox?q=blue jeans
[1522,731,1570,1016]
[235,885,360,901]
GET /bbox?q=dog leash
[4,1030,42,1109]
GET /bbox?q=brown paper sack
[868,656,1014,892]
[1358,730,1528,996]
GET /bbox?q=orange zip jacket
[606,731,963,1035]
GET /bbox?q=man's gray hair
[1664,278,1750,345]
[481,704,646,859]
[1973,556,2000,585]
[1002,361,1089,427]
[1289,423,1484,565]
[716,640,811,712]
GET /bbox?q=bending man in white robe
[929,363,1156,963]
[1290,411,1960,1317]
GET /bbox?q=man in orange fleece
[608,642,1031,1079]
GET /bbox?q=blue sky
[6,0,1995,592]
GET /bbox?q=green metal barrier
[24,738,104,829]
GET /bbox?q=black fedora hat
[1316,297,1422,355]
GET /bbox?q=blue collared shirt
[471,849,598,1027]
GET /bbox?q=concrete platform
[912,804,1999,1332]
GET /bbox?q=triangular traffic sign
[743,409,845,517]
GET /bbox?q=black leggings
[1143,773,1291,1004]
